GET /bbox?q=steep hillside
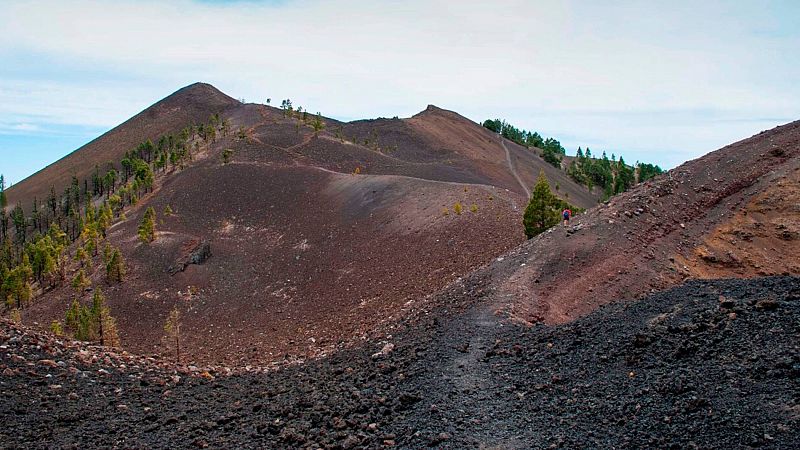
[13,83,599,365]
[5,83,240,210]
[483,120,800,324]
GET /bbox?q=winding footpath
[500,136,531,198]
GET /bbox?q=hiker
[562,208,572,226]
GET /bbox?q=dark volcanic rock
[188,240,212,265]
[0,277,798,449]
[169,240,212,274]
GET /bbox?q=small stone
[755,299,778,311]
[332,416,347,429]
[437,432,451,442]
[39,359,58,368]
[342,435,360,449]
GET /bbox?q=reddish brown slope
[340,105,599,208]
[24,146,525,365]
[484,120,800,324]
[5,83,239,210]
[17,83,601,365]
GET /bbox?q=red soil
[16,83,600,365]
[489,120,800,325]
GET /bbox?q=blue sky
[1,0,799,185]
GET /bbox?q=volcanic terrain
[2,277,797,448]
[2,83,799,449]
[8,83,599,365]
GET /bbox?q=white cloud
[0,0,798,168]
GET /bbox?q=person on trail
[562,208,572,226]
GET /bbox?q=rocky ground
[1,276,798,449]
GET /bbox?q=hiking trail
[500,136,530,198]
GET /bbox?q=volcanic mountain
[2,84,798,449]
[8,83,599,365]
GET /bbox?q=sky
[1,0,799,185]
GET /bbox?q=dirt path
[412,305,528,448]
[500,136,530,198]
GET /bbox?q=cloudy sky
[1,0,798,184]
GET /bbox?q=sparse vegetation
[164,205,173,216]
[49,320,63,336]
[637,162,664,183]
[222,149,234,165]
[454,202,463,215]
[105,247,125,283]
[470,204,479,213]
[482,119,564,167]
[0,113,223,319]
[523,170,582,239]
[163,306,182,363]
[566,148,653,199]
[138,207,156,243]
[64,288,119,346]
[483,118,662,194]
[311,113,325,134]
[71,268,90,294]
[280,99,293,117]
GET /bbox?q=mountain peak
[160,82,240,109]
[412,104,463,119]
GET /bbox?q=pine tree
[0,175,7,241]
[523,170,561,239]
[106,248,125,283]
[97,202,113,237]
[164,306,182,363]
[75,246,89,267]
[0,175,6,210]
[222,149,234,165]
[93,289,120,347]
[138,207,156,243]
[71,268,90,294]
[48,223,68,281]
[11,204,26,243]
[311,113,325,134]
[65,298,90,340]
[65,288,119,346]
